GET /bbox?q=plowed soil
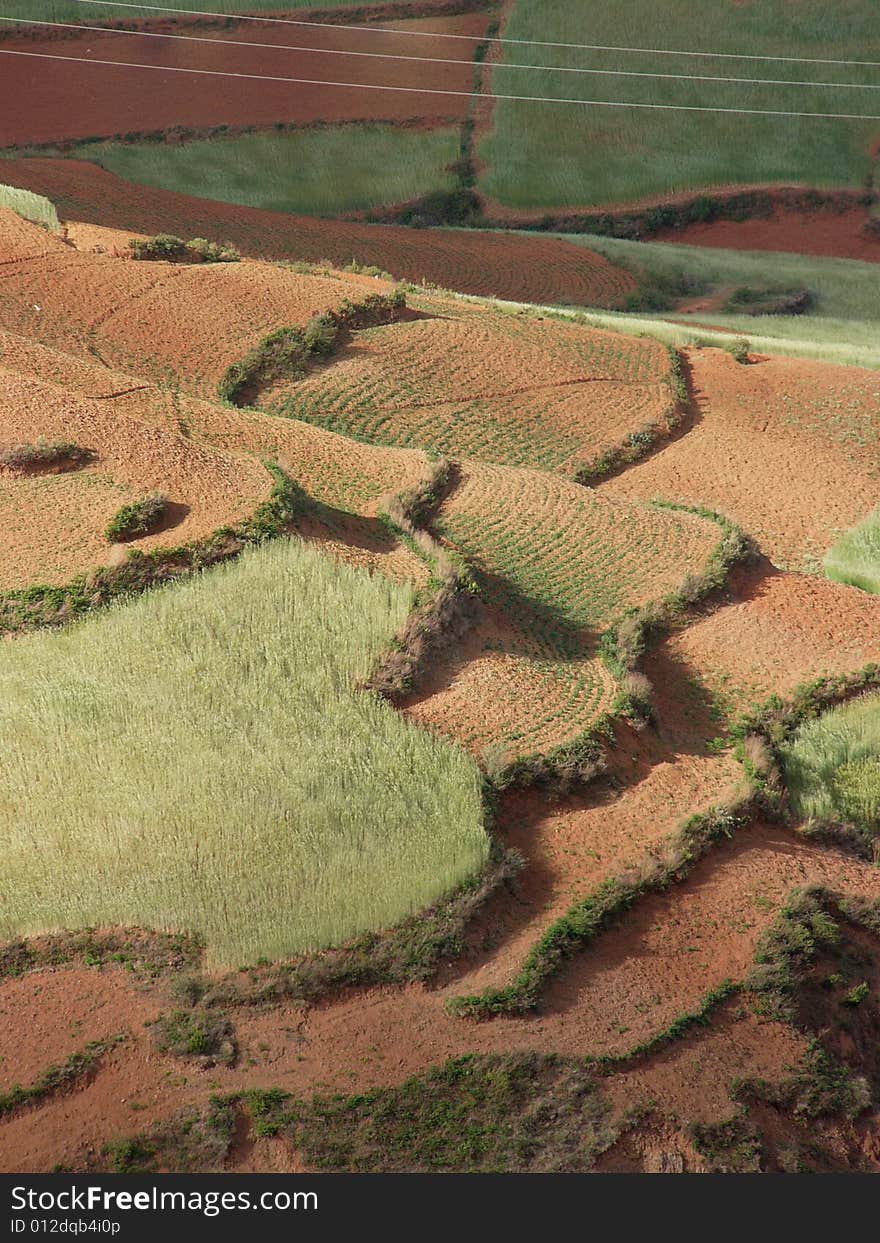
[0,14,488,147]
[0,159,636,308]
[601,347,880,569]
[663,563,880,715]
[0,215,401,396]
[657,204,880,263]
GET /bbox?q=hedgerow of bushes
[129,234,240,263]
[218,290,406,405]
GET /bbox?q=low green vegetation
[0,183,59,230]
[245,1054,617,1172]
[479,0,879,208]
[129,234,239,263]
[780,695,880,837]
[69,126,462,217]
[105,491,168,542]
[0,537,487,966]
[218,290,405,403]
[565,233,880,361]
[0,439,89,470]
[825,506,880,595]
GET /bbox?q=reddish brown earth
[656,205,880,263]
[0,13,488,146]
[0,365,268,588]
[0,159,636,307]
[3,820,878,1172]
[3,194,880,1173]
[601,346,880,569]
[662,562,880,714]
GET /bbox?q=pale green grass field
[0,537,487,967]
[0,183,59,229]
[825,506,880,594]
[480,0,880,208]
[66,126,461,217]
[565,233,880,360]
[781,694,880,833]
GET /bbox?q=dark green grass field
[65,126,461,216]
[480,0,880,209]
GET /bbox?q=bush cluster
[105,492,168,542]
[129,234,240,263]
[0,439,90,471]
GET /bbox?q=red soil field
[601,346,880,569]
[0,212,406,396]
[0,159,636,307]
[0,13,488,146]
[3,819,877,1173]
[663,563,880,715]
[657,204,880,263]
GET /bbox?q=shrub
[129,234,239,262]
[187,237,240,263]
[726,338,752,364]
[129,234,189,261]
[105,492,168,542]
[723,286,813,317]
[151,1008,236,1068]
[0,439,90,471]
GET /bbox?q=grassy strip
[573,346,688,485]
[367,457,480,700]
[0,461,300,635]
[446,800,750,1017]
[0,182,59,230]
[825,505,880,596]
[218,290,406,405]
[0,1034,126,1118]
[244,1053,618,1173]
[732,664,880,831]
[0,928,202,981]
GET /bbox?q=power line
[62,0,880,70]
[5,16,880,93]
[2,47,880,121]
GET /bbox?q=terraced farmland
[273,306,675,474]
[406,463,719,756]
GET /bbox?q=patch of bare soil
[0,14,489,146]
[0,366,268,588]
[664,563,880,713]
[600,347,880,569]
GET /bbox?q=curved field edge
[77,885,880,1174]
[0,535,489,968]
[825,506,880,596]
